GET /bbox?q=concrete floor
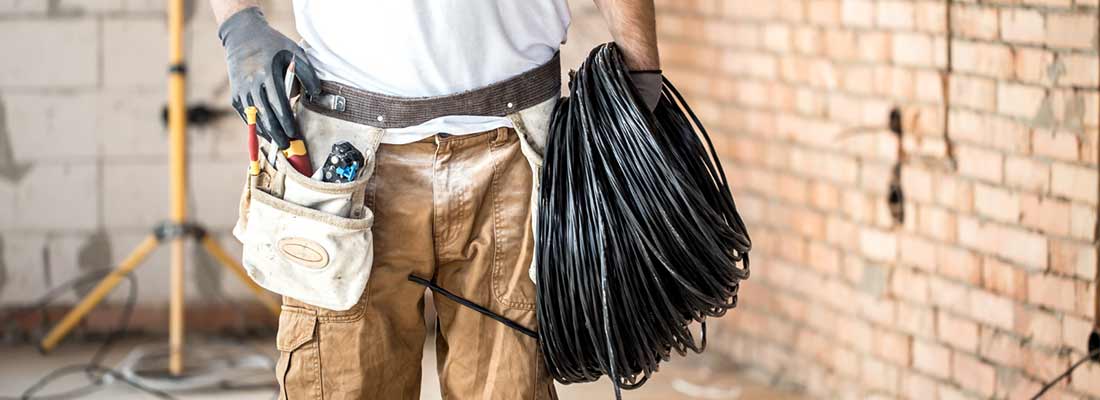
[0,336,804,400]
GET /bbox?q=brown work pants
[274,107,555,400]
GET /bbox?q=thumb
[292,50,322,97]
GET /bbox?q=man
[211,1,660,398]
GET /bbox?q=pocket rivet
[506,102,514,109]
[376,115,385,122]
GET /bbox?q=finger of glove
[231,97,246,123]
[249,86,290,149]
[267,52,301,140]
[291,47,322,97]
[236,93,271,142]
[264,80,299,141]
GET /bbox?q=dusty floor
[0,336,804,399]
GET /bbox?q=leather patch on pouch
[277,237,329,269]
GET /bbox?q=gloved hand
[219,7,321,150]
[629,70,663,112]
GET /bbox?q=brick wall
[654,0,1100,397]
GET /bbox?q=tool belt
[302,53,561,129]
[233,56,560,311]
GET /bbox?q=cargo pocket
[276,311,322,400]
[234,136,382,311]
[488,131,538,311]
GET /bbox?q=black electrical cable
[536,43,751,397]
[1030,348,1100,399]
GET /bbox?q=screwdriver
[245,106,260,176]
[244,106,313,177]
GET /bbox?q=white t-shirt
[292,1,571,144]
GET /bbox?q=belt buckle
[310,93,346,112]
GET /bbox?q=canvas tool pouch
[233,130,383,311]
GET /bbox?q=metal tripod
[37,0,280,376]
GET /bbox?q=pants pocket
[276,311,322,400]
[489,133,538,310]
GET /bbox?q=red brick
[994,224,1048,269]
[951,4,999,40]
[1046,13,1098,50]
[1004,157,1050,193]
[1016,308,1063,347]
[1029,274,1077,312]
[863,356,900,394]
[936,175,974,212]
[938,311,980,351]
[874,330,912,365]
[1063,315,1093,353]
[1061,54,1099,87]
[859,292,898,325]
[1069,203,1096,241]
[1051,161,1099,205]
[914,1,946,33]
[808,241,841,275]
[997,82,1046,119]
[897,302,936,337]
[1019,194,1070,236]
[949,74,997,111]
[979,328,1025,368]
[1077,281,1095,319]
[938,246,982,285]
[1014,47,1056,85]
[969,289,1016,330]
[762,23,792,53]
[918,205,957,242]
[856,31,891,62]
[913,339,952,379]
[840,0,873,28]
[955,145,1003,183]
[806,0,841,26]
[952,352,996,397]
[1033,129,1080,162]
[876,0,913,29]
[861,228,898,263]
[900,372,937,400]
[900,234,937,271]
[1072,362,1100,396]
[953,40,1014,79]
[983,257,1028,301]
[1000,8,1045,45]
[888,33,932,67]
[891,267,929,304]
[974,183,1020,223]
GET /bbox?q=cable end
[245,106,258,125]
[1089,329,1100,363]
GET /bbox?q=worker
[211,1,661,398]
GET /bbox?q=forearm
[593,0,660,71]
[210,0,260,25]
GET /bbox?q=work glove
[629,70,663,112]
[219,7,321,150]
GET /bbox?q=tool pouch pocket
[234,146,378,311]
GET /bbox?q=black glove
[629,70,662,111]
[219,7,321,150]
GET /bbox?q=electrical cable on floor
[536,43,751,398]
[1030,348,1100,400]
[0,262,278,399]
[0,269,175,400]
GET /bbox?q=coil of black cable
[536,43,752,397]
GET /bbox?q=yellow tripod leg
[40,235,160,352]
[201,236,281,316]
